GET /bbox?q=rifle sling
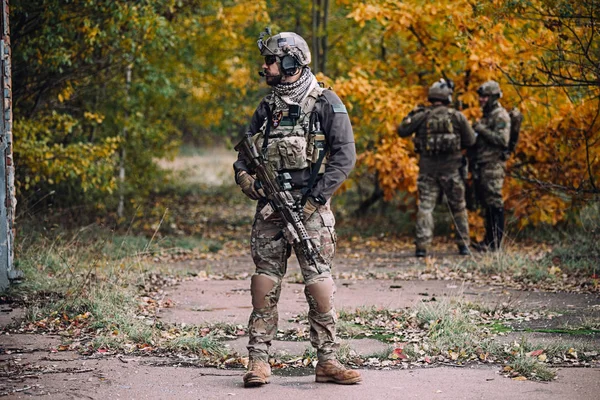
[301,133,328,207]
[261,104,275,154]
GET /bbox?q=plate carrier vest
[253,85,328,175]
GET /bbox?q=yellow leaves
[84,112,105,124]
[548,266,561,276]
[337,0,600,228]
[58,85,74,103]
[14,113,120,196]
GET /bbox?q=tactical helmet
[257,30,311,67]
[428,79,454,104]
[477,80,502,97]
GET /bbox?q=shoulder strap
[261,101,275,154]
[301,138,328,207]
[300,85,328,207]
[301,85,325,115]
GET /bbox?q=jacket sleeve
[311,90,356,201]
[456,112,476,148]
[475,110,510,149]
[397,107,428,137]
[233,99,269,180]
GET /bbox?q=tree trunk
[117,63,132,219]
[311,0,319,74]
[354,175,384,217]
[321,0,329,74]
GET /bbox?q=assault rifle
[464,150,482,212]
[235,136,324,273]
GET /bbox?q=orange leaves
[335,0,600,228]
[389,346,408,360]
[362,137,418,200]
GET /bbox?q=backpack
[419,108,461,155]
[507,107,523,154]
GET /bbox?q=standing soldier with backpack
[471,80,512,251]
[398,79,476,257]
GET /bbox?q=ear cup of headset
[280,55,299,76]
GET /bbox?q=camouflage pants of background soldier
[476,162,505,209]
[475,162,505,249]
[248,194,338,363]
[416,171,470,250]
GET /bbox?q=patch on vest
[331,104,347,114]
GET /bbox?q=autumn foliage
[13,0,600,229]
[334,0,600,228]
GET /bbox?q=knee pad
[251,274,280,310]
[305,277,335,313]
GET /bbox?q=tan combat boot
[243,360,271,388]
[315,359,362,384]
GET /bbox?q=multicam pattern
[474,103,511,208]
[247,197,338,362]
[416,171,470,249]
[477,162,505,208]
[474,104,511,164]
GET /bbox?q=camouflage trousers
[247,195,338,362]
[476,162,505,209]
[416,171,469,249]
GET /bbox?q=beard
[265,72,283,86]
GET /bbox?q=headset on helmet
[257,28,311,76]
[428,78,454,104]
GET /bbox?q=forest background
[3,2,599,386]
[12,0,600,239]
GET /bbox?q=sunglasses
[264,55,277,65]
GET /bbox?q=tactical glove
[237,171,264,200]
[473,122,486,134]
[302,197,319,221]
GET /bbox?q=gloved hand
[473,122,486,133]
[237,171,264,200]
[302,197,319,221]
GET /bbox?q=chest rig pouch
[253,85,327,174]
[417,107,461,156]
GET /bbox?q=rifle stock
[235,136,324,273]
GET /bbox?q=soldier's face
[479,95,489,108]
[262,56,282,86]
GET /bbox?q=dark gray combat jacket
[234,89,356,202]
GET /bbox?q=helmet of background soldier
[477,80,502,98]
[257,30,311,68]
[428,79,454,104]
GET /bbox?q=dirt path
[2,250,599,399]
[2,150,599,399]
[2,350,600,400]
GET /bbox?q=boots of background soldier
[484,207,494,249]
[483,206,504,251]
[243,359,271,387]
[490,206,504,250]
[315,359,362,384]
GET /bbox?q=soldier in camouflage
[398,79,476,257]
[233,30,361,387]
[471,80,511,251]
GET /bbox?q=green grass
[507,354,556,381]
[416,299,485,353]
[518,327,600,336]
[336,320,368,338]
[488,322,513,334]
[363,346,395,360]
[8,218,234,355]
[164,335,229,356]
